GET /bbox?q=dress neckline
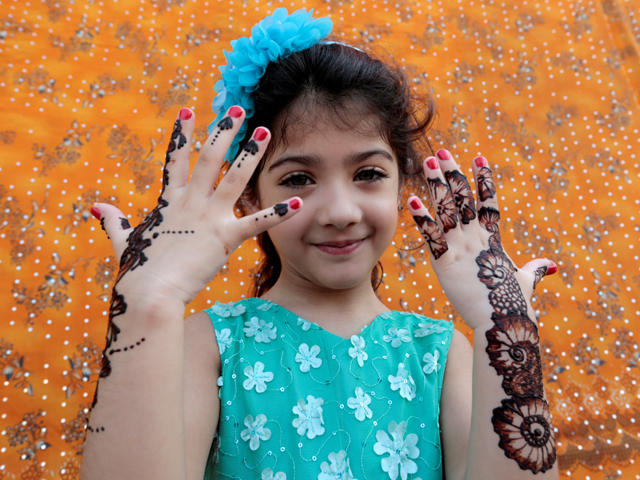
[249,297,392,341]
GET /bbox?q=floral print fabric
[204,298,453,480]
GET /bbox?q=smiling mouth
[312,237,368,255]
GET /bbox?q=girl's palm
[94,107,301,306]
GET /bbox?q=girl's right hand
[92,106,302,306]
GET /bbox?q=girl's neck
[259,274,389,338]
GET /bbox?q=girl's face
[253,118,402,293]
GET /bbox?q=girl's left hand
[408,150,557,330]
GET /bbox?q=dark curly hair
[234,41,437,298]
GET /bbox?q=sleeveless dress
[203,298,453,480]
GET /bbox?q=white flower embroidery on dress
[422,350,441,375]
[240,414,271,451]
[243,316,277,343]
[348,335,368,367]
[318,450,358,480]
[217,376,223,398]
[292,395,325,439]
[297,317,313,331]
[347,387,373,421]
[383,327,412,348]
[295,343,322,372]
[243,361,274,393]
[261,468,286,480]
[373,420,420,480]
[215,328,232,354]
[379,311,393,320]
[388,364,416,401]
[210,301,246,317]
[414,322,446,338]
[257,300,274,311]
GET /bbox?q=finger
[407,196,449,260]
[91,203,134,260]
[435,149,477,228]
[189,105,245,195]
[162,108,195,193]
[520,259,558,291]
[213,126,271,208]
[423,156,459,235]
[235,197,303,243]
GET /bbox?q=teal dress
[203,298,453,480]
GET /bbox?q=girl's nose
[315,184,363,229]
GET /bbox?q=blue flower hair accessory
[209,8,333,162]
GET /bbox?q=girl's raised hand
[92,106,302,306]
[408,150,556,330]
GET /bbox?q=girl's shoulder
[378,309,453,335]
[204,297,276,319]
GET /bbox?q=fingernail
[436,149,450,160]
[426,157,439,170]
[289,198,301,210]
[254,127,268,142]
[410,198,421,210]
[90,206,101,220]
[474,156,488,168]
[179,108,193,120]
[547,264,558,275]
[229,106,243,118]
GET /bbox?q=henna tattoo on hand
[444,170,477,224]
[474,169,556,473]
[477,166,497,201]
[533,266,548,290]
[211,116,233,145]
[100,217,110,239]
[87,120,179,435]
[413,214,448,259]
[119,217,132,230]
[151,230,196,239]
[427,177,458,233]
[163,119,187,187]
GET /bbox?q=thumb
[520,258,558,291]
[91,203,134,260]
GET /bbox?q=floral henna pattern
[444,170,477,224]
[492,397,556,473]
[477,166,496,201]
[486,319,544,398]
[475,206,556,470]
[476,248,528,317]
[427,177,457,233]
[413,214,448,259]
[210,115,234,145]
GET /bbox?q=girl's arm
[79,107,302,480]
[410,151,559,479]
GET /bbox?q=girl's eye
[279,173,313,189]
[356,168,389,183]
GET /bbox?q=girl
[80,9,559,480]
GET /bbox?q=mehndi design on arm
[474,168,556,473]
[86,117,184,434]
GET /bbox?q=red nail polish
[547,264,558,275]
[426,157,439,170]
[229,106,243,118]
[410,198,421,210]
[90,206,101,220]
[474,156,488,168]
[254,127,268,141]
[290,198,300,210]
[436,149,450,160]
[179,108,192,120]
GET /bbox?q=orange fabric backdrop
[1,0,639,479]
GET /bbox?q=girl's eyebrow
[267,149,394,173]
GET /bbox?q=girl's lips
[313,238,366,255]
